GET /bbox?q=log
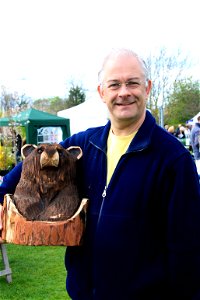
[2,194,88,246]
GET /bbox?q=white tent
[57,97,109,135]
[186,112,200,125]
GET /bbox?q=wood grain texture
[2,194,88,246]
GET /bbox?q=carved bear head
[13,143,83,221]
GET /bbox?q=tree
[32,98,51,113]
[32,83,86,114]
[66,83,86,108]
[165,78,200,125]
[0,85,31,117]
[33,97,67,115]
[49,96,67,114]
[145,47,191,121]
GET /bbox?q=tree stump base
[2,194,88,246]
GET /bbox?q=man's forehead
[104,68,144,82]
[103,56,144,77]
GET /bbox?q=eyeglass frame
[101,78,148,91]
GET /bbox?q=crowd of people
[165,116,200,176]
[165,123,192,148]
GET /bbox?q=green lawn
[0,244,71,300]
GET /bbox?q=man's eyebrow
[126,77,141,81]
[106,77,141,82]
[106,79,119,82]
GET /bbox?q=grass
[0,243,71,300]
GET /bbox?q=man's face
[98,54,152,126]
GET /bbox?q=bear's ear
[67,146,83,160]
[21,144,37,159]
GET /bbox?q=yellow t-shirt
[106,129,136,185]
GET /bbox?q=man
[190,115,200,175]
[15,132,22,163]
[0,49,200,299]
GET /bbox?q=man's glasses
[103,80,144,91]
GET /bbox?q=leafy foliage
[146,47,191,120]
[165,78,200,124]
[66,84,86,108]
[33,96,67,115]
[0,145,15,171]
[0,86,31,117]
[32,84,86,114]
[0,125,25,170]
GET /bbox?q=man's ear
[97,85,106,103]
[146,80,152,97]
[97,85,102,96]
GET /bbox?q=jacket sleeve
[166,152,200,298]
[0,162,23,204]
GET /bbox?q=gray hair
[98,48,149,85]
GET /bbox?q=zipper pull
[102,186,107,198]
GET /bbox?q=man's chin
[115,112,137,120]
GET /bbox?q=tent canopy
[0,108,70,144]
[186,112,200,125]
[57,97,109,135]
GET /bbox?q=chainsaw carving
[13,143,82,221]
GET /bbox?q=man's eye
[126,81,140,88]
[108,83,120,90]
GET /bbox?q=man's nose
[118,83,131,96]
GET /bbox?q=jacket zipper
[102,185,107,198]
[96,185,107,227]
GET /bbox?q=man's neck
[110,114,146,136]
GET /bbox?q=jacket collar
[89,110,156,153]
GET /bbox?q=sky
[0,0,199,100]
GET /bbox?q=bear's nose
[40,151,59,168]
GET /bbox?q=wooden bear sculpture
[13,143,83,221]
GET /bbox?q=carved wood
[2,194,88,246]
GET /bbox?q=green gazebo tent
[0,108,70,144]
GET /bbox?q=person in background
[167,125,175,135]
[15,132,22,163]
[12,130,22,164]
[176,125,186,147]
[185,123,192,151]
[0,48,200,299]
[174,123,182,138]
[164,124,169,131]
[178,125,186,139]
[190,115,200,175]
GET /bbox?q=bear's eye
[37,148,43,154]
[58,150,63,157]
